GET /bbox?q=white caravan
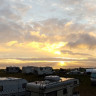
[91,69,96,84]
[22,66,54,75]
[22,66,34,74]
[33,67,54,75]
[70,70,81,75]
[0,77,29,96]
[86,68,95,74]
[6,66,21,73]
[26,75,80,96]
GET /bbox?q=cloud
[67,33,96,49]
[0,0,32,43]
[0,18,24,42]
[0,0,96,63]
[61,50,91,56]
[60,0,82,5]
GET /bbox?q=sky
[0,0,96,68]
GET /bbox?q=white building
[26,76,80,96]
[22,66,54,75]
[0,77,29,96]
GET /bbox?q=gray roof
[0,77,23,81]
[27,77,77,91]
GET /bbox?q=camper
[86,68,95,75]
[70,70,81,75]
[33,67,54,75]
[22,66,54,75]
[6,66,21,73]
[22,66,34,74]
[91,69,96,85]
[26,75,80,96]
[0,77,29,96]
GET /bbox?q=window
[6,68,9,71]
[15,67,18,70]
[22,83,26,88]
[46,91,57,96]
[73,87,79,95]
[40,94,44,96]
[40,68,43,71]
[63,88,67,94]
[74,81,77,84]
[0,86,3,91]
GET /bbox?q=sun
[59,61,67,66]
[54,51,61,55]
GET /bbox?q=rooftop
[0,77,22,81]
[27,76,77,90]
[29,77,74,85]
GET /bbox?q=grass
[0,70,96,96]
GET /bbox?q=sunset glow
[0,0,95,69]
[59,61,67,67]
[54,51,61,55]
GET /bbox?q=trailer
[33,67,54,75]
[70,70,81,75]
[86,68,94,75]
[22,66,34,74]
[6,66,21,73]
[22,66,54,75]
[0,77,29,96]
[26,75,80,96]
[91,69,96,85]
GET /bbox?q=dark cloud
[67,33,96,49]
[61,50,91,56]
[0,0,31,42]
[0,17,24,42]
[0,0,96,62]
[60,0,82,5]
[1,57,96,62]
